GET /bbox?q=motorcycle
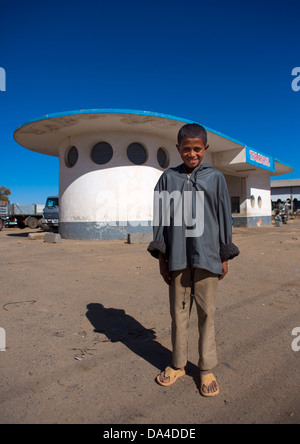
[276,203,289,224]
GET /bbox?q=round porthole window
[250,195,255,208]
[258,196,262,208]
[91,142,113,165]
[127,143,147,165]
[65,146,79,168]
[157,147,169,169]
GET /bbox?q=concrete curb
[127,233,153,244]
[28,232,45,240]
[44,233,61,243]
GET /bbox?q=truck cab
[43,196,59,232]
[0,201,8,231]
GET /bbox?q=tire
[17,219,26,229]
[27,217,39,229]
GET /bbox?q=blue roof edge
[14,108,246,146]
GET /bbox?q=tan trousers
[169,268,219,370]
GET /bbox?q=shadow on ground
[86,303,200,387]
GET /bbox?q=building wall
[271,186,300,201]
[247,174,272,216]
[224,175,247,217]
[233,174,272,226]
[224,173,272,226]
[58,131,177,238]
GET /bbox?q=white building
[271,179,300,212]
[271,179,300,202]
[14,109,293,239]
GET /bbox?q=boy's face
[176,137,209,173]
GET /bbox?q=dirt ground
[0,219,300,424]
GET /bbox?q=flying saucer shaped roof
[14,108,293,176]
[14,108,247,157]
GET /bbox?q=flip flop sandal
[156,366,186,387]
[200,373,219,397]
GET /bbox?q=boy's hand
[219,261,228,280]
[159,253,171,286]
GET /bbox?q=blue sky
[0,0,299,204]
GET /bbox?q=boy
[147,123,239,397]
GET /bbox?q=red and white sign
[249,150,271,167]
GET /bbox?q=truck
[42,195,59,232]
[0,201,8,231]
[0,201,44,230]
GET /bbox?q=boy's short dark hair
[177,123,207,146]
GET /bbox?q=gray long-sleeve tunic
[147,163,239,275]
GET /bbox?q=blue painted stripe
[14,109,193,132]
